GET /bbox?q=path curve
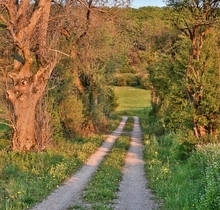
[32,116,128,210]
[114,116,157,210]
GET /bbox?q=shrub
[59,96,85,138]
[139,76,151,89]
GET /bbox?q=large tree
[163,0,220,139]
[0,0,130,151]
[0,0,59,151]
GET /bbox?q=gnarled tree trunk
[6,65,53,151]
[7,74,40,151]
[0,0,56,151]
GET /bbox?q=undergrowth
[142,118,220,210]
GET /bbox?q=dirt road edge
[31,116,128,210]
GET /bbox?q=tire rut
[31,116,128,210]
[113,116,157,210]
[32,116,157,210]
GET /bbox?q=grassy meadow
[114,86,151,116]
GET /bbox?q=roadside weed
[143,128,220,210]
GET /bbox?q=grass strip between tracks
[70,135,131,210]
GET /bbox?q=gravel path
[31,116,157,210]
[114,116,157,210]
[32,116,128,210]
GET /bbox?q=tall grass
[143,120,220,210]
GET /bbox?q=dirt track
[32,116,157,210]
[113,116,156,210]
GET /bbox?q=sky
[131,0,166,8]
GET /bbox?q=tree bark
[6,69,47,151]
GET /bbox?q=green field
[114,86,151,115]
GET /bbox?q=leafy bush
[136,74,150,89]
[59,96,85,138]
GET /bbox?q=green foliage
[59,96,85,138]
[149,31,220,140]
[47,62,82,139]
[111,7,173,89]
[114,73,139,87]
[138,74,151,89]
[48,58,118,138]
[143,115,220,210]
[0,123,11,139]
[0,139,9,150]
[148,33,193,131]
[148,2,220,141]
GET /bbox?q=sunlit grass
[114,86,151,116]
[108,86,151,134]
[142,118,220,210]
[84,136,130,202]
